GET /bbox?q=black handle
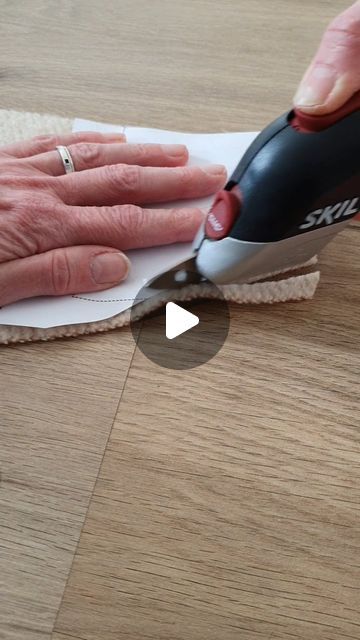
[226,107,360,243]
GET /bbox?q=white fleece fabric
[0,109,320,345]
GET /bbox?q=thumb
[294,1,360,114]
[0,246,130,306]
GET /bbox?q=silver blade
[145,257,206,290]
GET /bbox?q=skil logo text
[300,197,359,230]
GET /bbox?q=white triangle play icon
[165,302,199,340]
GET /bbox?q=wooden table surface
[0,1,359,639]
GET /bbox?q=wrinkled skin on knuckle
[71,204,143,249]
[108,204,145,249]
[48,250,72,295]
[0,207,39,262]
[70,142,102,170]
[106,164,141,196]
[323,8,360,61]
[0,194,66,260]
[330,4,360,38]
[115,204,145,246]
[0,192,41,260]
[323,26,360,57]
[0,151,70,265]
[15,196,53,255]
[0,167,62,261]
[30,134,60,154]
[72,204,115,245]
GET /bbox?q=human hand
[294,1,360,114]
[0,132,226,306]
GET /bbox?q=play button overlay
[166,303,199,339]
[130,279,230,370]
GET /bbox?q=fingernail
[90,252,130,284]
[163,144,187,157]
[294,65,337,107]
[203,164,227,177]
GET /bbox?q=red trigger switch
[291,89,360,133]
[205,187,241,240]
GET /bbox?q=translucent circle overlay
[130,280,230,370]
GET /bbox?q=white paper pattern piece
[0,119,258,328]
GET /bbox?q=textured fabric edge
[0,272,320,344]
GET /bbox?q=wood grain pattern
[0,1,359,639]
[0,333,136,639]
[54,230,360,640]
[0,0,351,130]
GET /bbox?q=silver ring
[55,145,75,174]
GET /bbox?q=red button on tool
[291,89,360,133]
[205,188,241,239]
